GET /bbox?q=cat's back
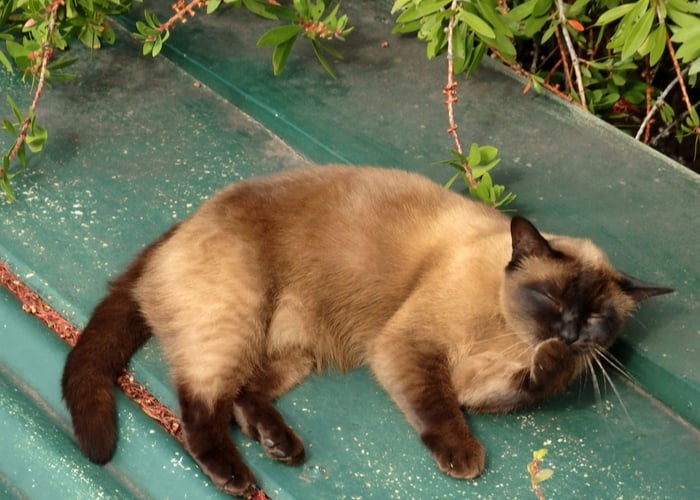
[200,165,502,237]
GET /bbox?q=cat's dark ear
[508,216,554,268]
[618,272,674,301]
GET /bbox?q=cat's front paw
[422,431,485,479]
[529,337,576,391]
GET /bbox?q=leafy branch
[3,1,699,202]
[1,0,64,201]
[527,448,554,500]
[135,0,353,77]
[393,0,517,208]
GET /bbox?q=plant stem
[635,66,689,141]
[444,0,477,188]
[492,50,577,105]
[555,0,586,109]
[529,454,546,500]
[158,0,208,33]
[665,31,693,120]
[6,4,58,164]
[650,99,700,147]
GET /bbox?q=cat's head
[500,216,673,352]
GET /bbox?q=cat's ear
[618,272,674,301]
[509,216,554,266]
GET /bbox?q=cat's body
[62,166,671,496]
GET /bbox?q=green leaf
[621,8,655,60]
[533,448,549,460]
[1,160,17,201]
[257,24,302,46]
[533,469,554,484]
[26,123,48,153]
[667,8,700,29]
[452,20,468,73]
[243,0,290,20]
[391,0,415,15]
[47,55,80,72]
[675,35,700,62]
[293,0,309,18]
[467,142,481,167]
[2,119,16,135]
[271,35,297,75]
[5,40,27,61]
[311,40,337,78]
[396,0,449,24]
[444,172,461,189]
[507,0,538,22]
[6,95,23,124]
[465,39,487,78]
[689,56,700,75]
[647,25,667,65]
[479,145,498,163]
[152,36,164,57]
[471,158,500,178]
[208,0,223,14]
[79,27,101,49]
[0,49,12,72]
[459,11,496,39]
[595,3,636,26]
[671,22,700,43]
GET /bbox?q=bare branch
[443,0,477,188]
[556,0,587,109]
[635,66,689,141]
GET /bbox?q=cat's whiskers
[591,351,630,420]
[627,313,649,331]
[584,354,603,408]
[595,347,635,384]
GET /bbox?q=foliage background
[1,0,699,203]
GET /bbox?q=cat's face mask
[501,216,673,351]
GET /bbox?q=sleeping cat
[62,165,671,496]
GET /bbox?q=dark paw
[531,338,575,388]
[195,449,257,496]
[422,432,485,479]
[260,426,306,465]
[233,394,306,466]
[218,472,258,497]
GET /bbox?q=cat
[62,165,672,497]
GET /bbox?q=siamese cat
[62,165,671,497]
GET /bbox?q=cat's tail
[61,227,176,464]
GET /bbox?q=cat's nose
[559,323,579,344]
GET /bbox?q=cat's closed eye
[521,285,562,315]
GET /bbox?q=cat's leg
[368,337,485,479]
[233,347,314,465]
[178,385,257,496]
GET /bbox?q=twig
[643,57,652,143]
[529,453,546,500]
[6,1,60,164]
[492,50,577,104]
[635,66,689,141]
[555,0,587,109]
[157,0,208,33]
[665,31,693,119]
[553,22,573,93]
[649,99,700,147]
[443,0,477,188]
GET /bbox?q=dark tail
[61,227,176,464]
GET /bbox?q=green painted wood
[1,1,699,498]
[120,0,700,428]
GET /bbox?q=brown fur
[62,166,672,496]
